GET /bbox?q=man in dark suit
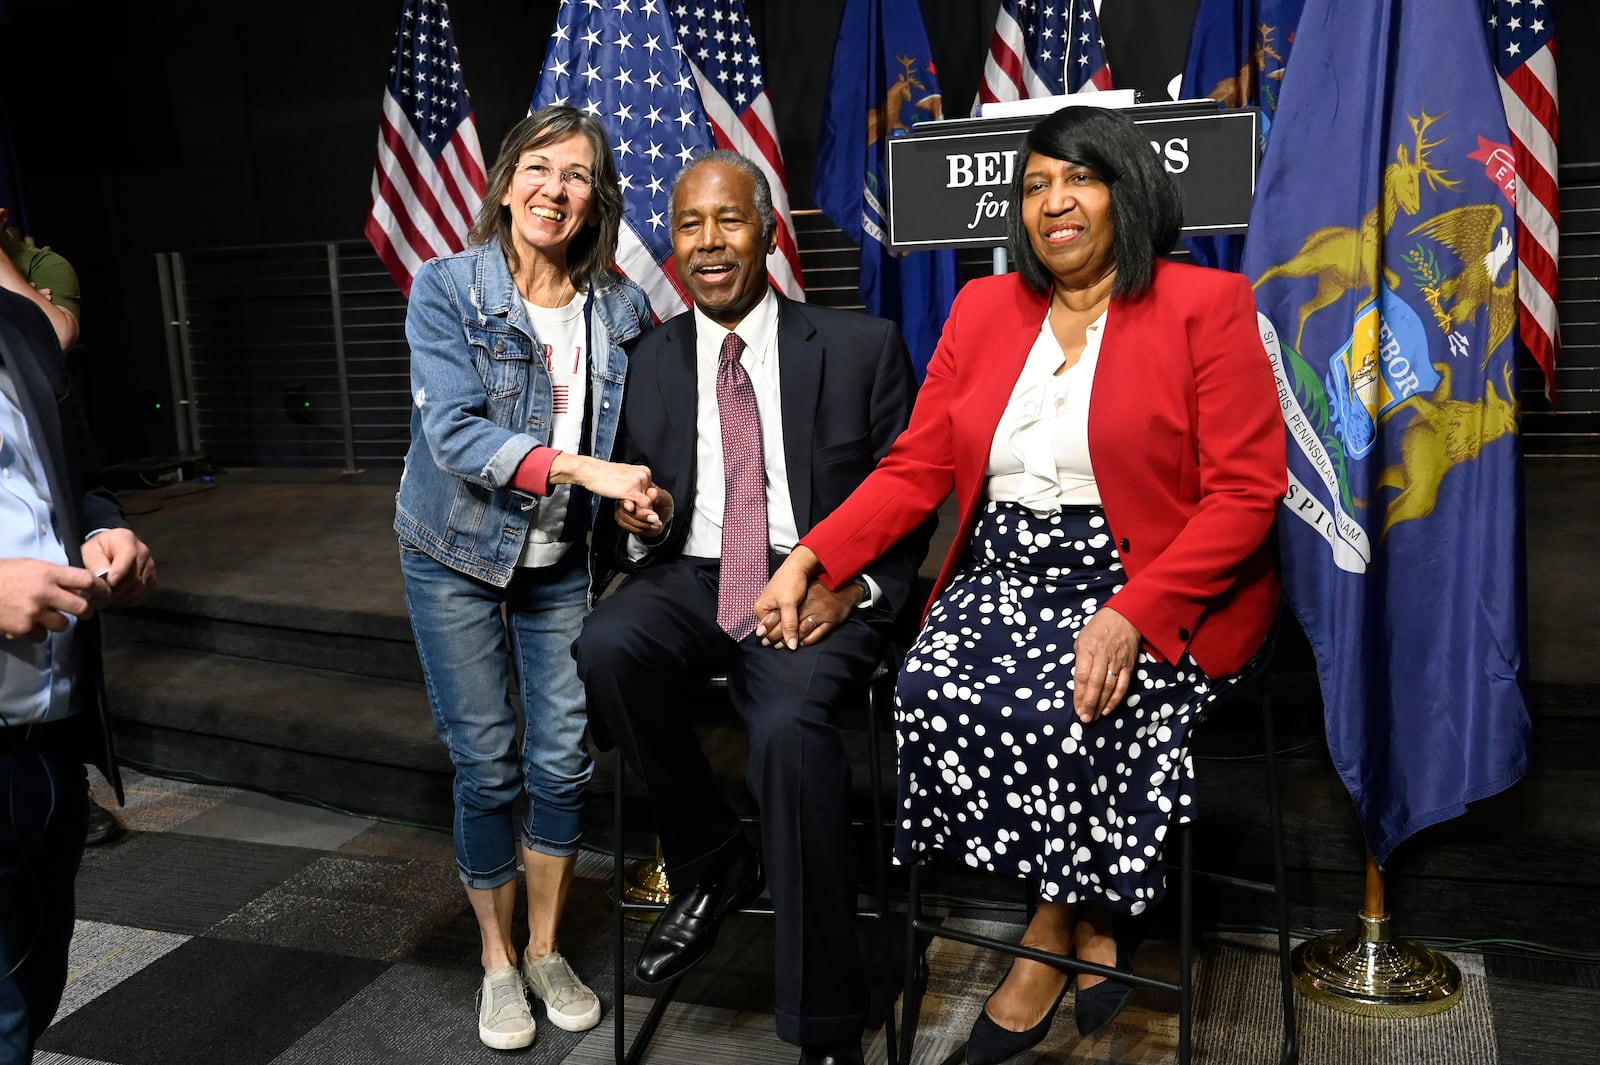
[574,150,925,1065]
[0,287,154,1063]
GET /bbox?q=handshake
[564,456,864,649]
[613,477,674,542]
[547,455,671,539]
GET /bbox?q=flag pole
[1290,851,1462,1016]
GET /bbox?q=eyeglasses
[514,162,595,195]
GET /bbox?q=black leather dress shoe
[965,965,1069,1065]
[797,1043,864,1065]
[1074,945,1134,1037]
[634,845,762,984]
[85,792,125,847]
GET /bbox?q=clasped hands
[612,503,862,648]
[750,546,862,651]
[0,529,156,643]
[751,547,1143,720]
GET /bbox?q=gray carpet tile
[1488,978,1600,1065]
[268,958,592,1065]
[50,763,1600,1064]
[575,847,619,881]
[35,937,388,1065]
[337,821,456,864]
[878,920,1499,1065]
[564,996,800,1065]
[53,922,190,1022]
[612,911,781,1018]
[207,853,466,962]
[409,869,619,984]
[90,766,236,835]
[175,790,376,851]
[72,832,326,936]
[1483,953,1600,989]
[1206,935,1492,1065]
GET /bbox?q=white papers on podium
[976,89,1139,119]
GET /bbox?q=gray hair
[470,106,624,289]
[669,149,776,244]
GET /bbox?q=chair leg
[866,676,898,1065]
[612,750,690,1065]
[1178,822,1194,1065]
[614,753,629,1065]
[898,862,929,1065]
[1261,688,1299,1065]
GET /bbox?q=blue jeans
[400,541,594,889]
[0,745,87,1065]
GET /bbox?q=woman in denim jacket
[395,106,660,1050]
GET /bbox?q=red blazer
[803,260,1286,678]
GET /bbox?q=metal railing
[156,196,1600,469]
[156,240,410,471]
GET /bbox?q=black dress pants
[0,739,88,1065]
[575,556,889,1047]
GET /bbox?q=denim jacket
[394,241,652,589]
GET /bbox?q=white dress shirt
[631,289,880,604]
[681,288,799,557]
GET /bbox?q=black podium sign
[885,107,1260,250]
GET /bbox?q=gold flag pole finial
[1291,852,1463,1016]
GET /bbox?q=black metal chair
[895,633,1298,1065]
[609,654,903,1065]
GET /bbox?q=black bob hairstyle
[1004,105,1184,301]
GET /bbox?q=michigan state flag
[1179,0,1307,271]
[816,0,957,379]
[1243,0,1530,865]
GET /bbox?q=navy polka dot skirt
[894,500,1237,914]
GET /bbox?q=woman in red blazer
[757,106,1285,1061]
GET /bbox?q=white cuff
[625,517,672,562]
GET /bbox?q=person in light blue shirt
[0,286,154,1065]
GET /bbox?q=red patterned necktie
[715,331,767,639]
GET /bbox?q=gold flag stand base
[1292,854,1462,1017]
[620,840,672,919]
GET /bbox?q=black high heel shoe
[965,965,1070,1065]
[1073,944,1134,1037]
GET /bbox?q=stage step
[102,641,452,827]
[104,605,421,684]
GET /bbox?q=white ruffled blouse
[985,310,1107,511]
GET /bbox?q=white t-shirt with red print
[517,290,589,568]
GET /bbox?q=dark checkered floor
[31,768,1599,1065]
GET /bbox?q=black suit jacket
[605,294,928,615]
[0,288,128,799]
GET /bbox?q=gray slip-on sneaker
[478,964,537,1049]
[522,950,602,1032]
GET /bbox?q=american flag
[531,1,802,320]
[1490,0,1559,402]
[365,0,486,297]
[673,2,804,301]
[978,0,1113,110]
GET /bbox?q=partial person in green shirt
[0,204,79,350]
